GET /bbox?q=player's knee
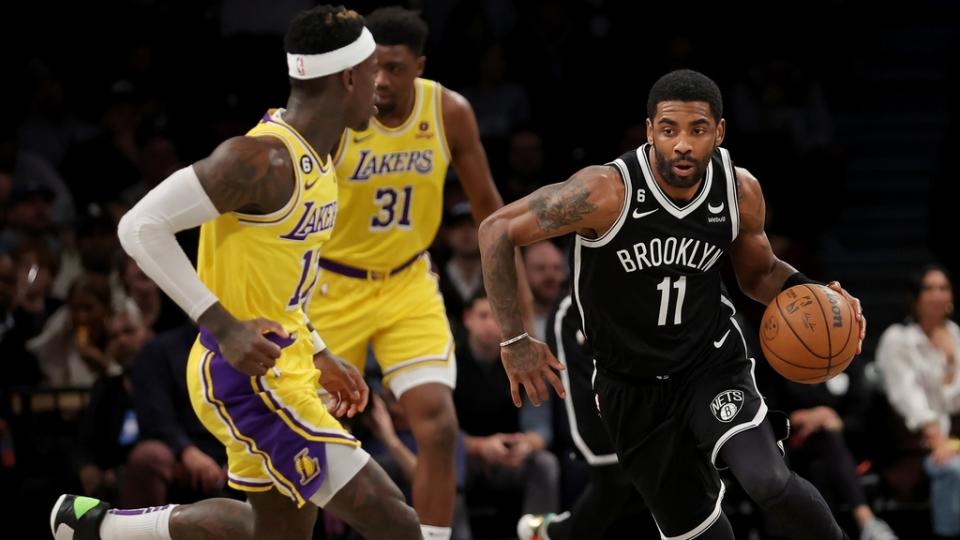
[127,440,175,477]
[736,462,791,506]
[405,387,458,452]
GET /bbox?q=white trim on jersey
[720,294,736,315]
[554,295,619,466]
[579,158,633,248]
[573,236,588,335]
[709,316,769,467]
[637,144,714,220]
[653,481,726,540]
[719,148,739,241]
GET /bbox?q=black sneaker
[50,494,110,540]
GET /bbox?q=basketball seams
[802,284,833,380]
[774,290,830,360]
[761,341,828,371]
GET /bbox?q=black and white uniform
[547,295,618,464]
[572,144,768,539]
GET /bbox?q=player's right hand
[218,318,288,376]
[500,336,566,408]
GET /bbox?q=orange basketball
[759,284,858,384]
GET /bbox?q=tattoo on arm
[482,232,525,338]
[528,176,597,232]
[197,138,293,215]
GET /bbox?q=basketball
[759,284,858,384]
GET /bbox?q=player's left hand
[826,281,866,355]
[315,351,369,418]
[500,336,566,407]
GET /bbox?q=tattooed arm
[478,165,625,406]
[729,167,864,352]
[119,136,296,376]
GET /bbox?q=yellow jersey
[326,78,452,269]
[196,109,338,339]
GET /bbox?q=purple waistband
[317,252,422,280]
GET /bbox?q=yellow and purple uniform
[186,109,355,506]
[308,78,456,396]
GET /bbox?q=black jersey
[571,144,740,377]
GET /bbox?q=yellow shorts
[308,255,456,397]
[186,329,360,507]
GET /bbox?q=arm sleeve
[117,166,220,321]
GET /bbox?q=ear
[646,118,654,145]
[416,56,426,77]
[715,118,726,146]
[341,68,355,92]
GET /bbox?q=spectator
[75,301,150,501]
[123,322,230,508]
[115,255,185,333]
[0,122,76,227]
[439,202,483,327]
[453,290,560,522]
[523,240,566,340]
[877,265,960,539]
[27,273,117,388]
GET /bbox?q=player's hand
[217,318,288,376]
[182,445,225,493]
[500,336,566,407]
[826,281,866,355]
[316,351,369,418]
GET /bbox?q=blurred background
[1,1,959,538]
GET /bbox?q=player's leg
[593,370,734,540]
[375,262,459,537]
[321,451,422,540]
[688,318,844,540]
[720,419,844,540]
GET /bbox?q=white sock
[420,524,452,540]
[99,504,176,540]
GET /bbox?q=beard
[653,145,710,189]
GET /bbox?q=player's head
[646,69,725,189]
[908,264,953,324]
[365,7,428,116]
[285,5,378,130]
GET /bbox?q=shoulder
[734,166,761,200]
[440,86,474,123]
[877,322,913,350]
[198,136,293,186]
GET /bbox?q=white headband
[287,27,376,80]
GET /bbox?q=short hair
[366,7,429,56]
[285,5,365,55]
[646,69,723,122]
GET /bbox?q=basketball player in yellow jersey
[308,8,525,539]
[50,7,419,540]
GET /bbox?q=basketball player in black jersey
[479,69,865,540]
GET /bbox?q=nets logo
[710,389,744,423]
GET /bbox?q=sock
[420,524,452,540]
[99,504,176,540]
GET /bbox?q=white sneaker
[517,513,552,540]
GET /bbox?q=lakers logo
[295,448,321,486]
[710,389,744,423]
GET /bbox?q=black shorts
[550,297,618,465]
[593,316,773,538]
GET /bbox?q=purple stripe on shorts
[254,377,357,443]
[229,475,273,488]
[207,351,328,501]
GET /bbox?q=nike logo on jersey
[708,202,725,214]
[353,133,374,143]
[632,208,659,219]
[713,329,731,348]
